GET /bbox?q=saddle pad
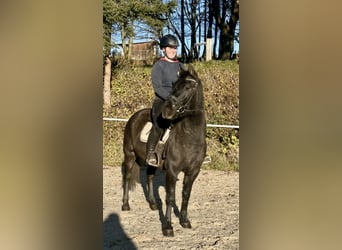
[140,122,153,143]
[139,122,171,143]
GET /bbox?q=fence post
[206,38,212,61]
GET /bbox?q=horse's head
[162,64,202,120]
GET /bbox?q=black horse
[121,65,207,237]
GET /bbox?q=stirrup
[203,155,211,164]
[146,152,159,167]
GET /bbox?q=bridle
[174,78,202,116]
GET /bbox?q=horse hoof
[162,228,174,237]
[180,221,192,228]
[121,204,130,211]
[149,203,158,211]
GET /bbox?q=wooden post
[206,38,212,61]
[103,56,112,109]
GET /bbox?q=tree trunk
[207,0,213,39]
[202,0,208,59]
[220,24,230,60]
[218,0,239,60]
[198,1,201,59]
[181,0,186,60]
[189,0,198,61]
[128,36,133,61]
[103,56,112,109]
[214,21,219,59]
[228,0,239,58]
[121,23,128,59]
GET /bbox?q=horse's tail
[122,108,150,191]
[122,159,140,191]
[129,161,140,191]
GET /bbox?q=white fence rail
[103,117,239,129]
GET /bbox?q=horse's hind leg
[147,165,158,210]
[121,161,131,211]
[122,153,139,211]
[179,168,200,228]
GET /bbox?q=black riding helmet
[159,34,179,49]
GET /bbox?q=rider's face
[163,46,178,60]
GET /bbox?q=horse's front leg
[163,172,178,237]
[147,165,158,210]
[179,169,200,228]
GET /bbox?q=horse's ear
[187,64,198,78]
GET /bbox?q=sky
[111,13,240,56]
[112,33,239,57]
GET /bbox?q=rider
[146,34,185,167]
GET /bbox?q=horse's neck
[175,111,206,130]
[183,94,205,123]
[189,91,204,111]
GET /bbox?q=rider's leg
[146,125,163,167]
[146,99,164,167]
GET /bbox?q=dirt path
[103,166,239,249]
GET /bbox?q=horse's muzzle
[162,96,178,120]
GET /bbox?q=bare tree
[213,0,239,59]
[168,0,239,61]
[181,0,186,60]
[189,0,199,60]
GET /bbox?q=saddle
[140,122,171,166]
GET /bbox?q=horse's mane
[177,64,200,83]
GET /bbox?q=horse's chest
[167,122,206,155]
[171,130,205,150]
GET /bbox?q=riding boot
[146,128,162,167]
